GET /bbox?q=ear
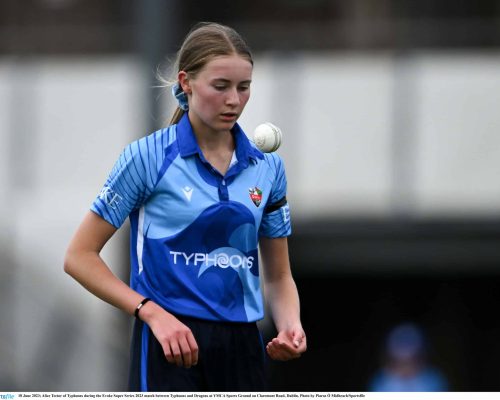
[178,71,191,94]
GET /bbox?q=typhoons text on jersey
[170,250,254,269]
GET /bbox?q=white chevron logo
[182,186,193,201]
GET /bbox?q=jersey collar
[176,113,264,168]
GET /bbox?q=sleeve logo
[248,187,263,207]
[99,186,123,209]
[281,204,290,223]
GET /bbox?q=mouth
[220,112,238,121]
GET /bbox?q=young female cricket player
[64,21,307,391]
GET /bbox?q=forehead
[198,55,253,80]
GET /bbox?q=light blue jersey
[91,113,291,322]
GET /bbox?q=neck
[195,129,234,153]
[193,128,235,176]
[187,112,236,152]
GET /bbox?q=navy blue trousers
[128,314,268,391]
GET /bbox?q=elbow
[63,249,77,276]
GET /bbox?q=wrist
[135,299,163,325]
[134,297,151,319]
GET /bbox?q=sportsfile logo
[170,250,254,269]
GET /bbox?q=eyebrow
[212,78,252,84]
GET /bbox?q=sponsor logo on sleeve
[282,204,290,223]
[99,186,122,209]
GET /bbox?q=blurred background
[1,0,500,392]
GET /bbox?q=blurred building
[1,0,500,392]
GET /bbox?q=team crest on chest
[248,187,263,207]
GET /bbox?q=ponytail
[169,107,186,126]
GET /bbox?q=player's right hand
[140,301,199,368]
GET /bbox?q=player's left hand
[266,327,307,361]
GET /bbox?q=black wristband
[134,297,151,319]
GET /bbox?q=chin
[217,121,237,131]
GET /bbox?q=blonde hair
[164,22,253,125]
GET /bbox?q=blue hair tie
[172,82,189,111]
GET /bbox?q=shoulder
[262,151,284,163]
[262,151,286,174]
[126,125,177,155]
[117,126,178,173]
[110,125,178,183]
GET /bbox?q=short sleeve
[259,153,292,238]
[90,133,164,228]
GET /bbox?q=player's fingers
[298,335,307,351]
[283,335,304,353]
[266,339,287,360]
[272,337,295,353]
[186,333,199,366]
[267,344,296,361]
[266,341,280,360]
[169,341,184,367]
[178,336,193,368]
[267,338,301,360]
[292,331,305,348]
[163,343,175,364]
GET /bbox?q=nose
[225,87,240,106]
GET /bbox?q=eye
[238,84,250,92]
[213,84,227,91]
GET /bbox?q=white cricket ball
[253,122,282,153]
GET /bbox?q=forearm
[265,273,302,332]
[65,246,198,367]
[64,249,143,317]
[264,269,307,360]
[260,236,303,332]
[64,211,147,317]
